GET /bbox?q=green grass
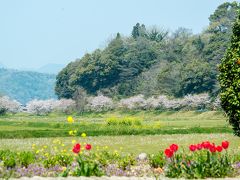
[0,111,231,138]
[0,134,239,155]
[0,111,238,155]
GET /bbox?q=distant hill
[37,63,65,74]
[0,62,5,68]
[0,68,56,104]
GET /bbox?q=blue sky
[0,0,235,69]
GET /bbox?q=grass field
[0,134,239,155]
[0,111,232,138]
[0,110,239,155]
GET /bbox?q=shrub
[106,116,142,126]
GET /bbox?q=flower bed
[1,139,240,179]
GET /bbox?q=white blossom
[87,95,114,112]
[0,96,21,113]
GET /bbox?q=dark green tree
[219,13,240,136]
[131,23,147,39]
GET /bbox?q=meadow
[1,111,240,178]
[0,111,231,139]
[0,110,237,153]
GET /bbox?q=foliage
[55,2,239,100]
[219,12,240,136]
[149,151,165,168]
[106,116,142,126]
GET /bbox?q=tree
[219,13,240,136]
[131,23,147,39]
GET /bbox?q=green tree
[219,13,240,136]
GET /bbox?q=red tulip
[189,145,197,152]
[72,143,81,154]
[222,141,229,149]
[197,144,202,150]
[164,148,174,158]
[202,141,211,149]
[85,144,92,150]
[170,144,179,152]
[216,145,223,152]
[209,145,216,153]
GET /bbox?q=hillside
[55,2,239,99]
[0,68,56,104]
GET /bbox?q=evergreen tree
[219,13,240,136]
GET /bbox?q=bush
[106,116,142,126]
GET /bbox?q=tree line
[55,2,240,100]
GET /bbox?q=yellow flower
[62,167,67,171]
[72,140,76,144]
[36,150,40,154]
[67,116,74,123]
[61,143,65,147]
[74,130,77,134]
[43,145,47,149]
[81,133,87,137]
[69,130,74,136]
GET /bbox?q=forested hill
[0,68,56,104]
[55,2,239,99]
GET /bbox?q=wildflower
[74,130,77,134]
[189,145,197,152]
[222,141,229,149]
[67,116,74,123]
[62,167,67,171]
[69,130,74,136]
[85,144,92,150]
[170,144,178,152]
[72,143,81,154]
[72,140,76,144]
[43,145,47,149]
[164,148,174,158]
[81,133,87,137]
